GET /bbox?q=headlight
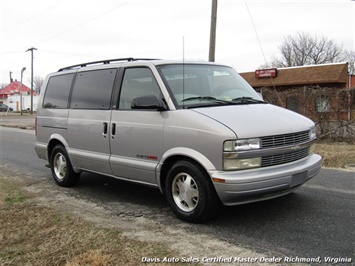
[223,138,261,170]
[309,127,317,140]
[223,157,261,170]
[224,138,261,152]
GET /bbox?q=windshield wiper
[231,97,266,104]
[182,96,233,104]
[181,96,265,107]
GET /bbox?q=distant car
[0,103,13,112]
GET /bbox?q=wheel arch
[157,148,216,194]
[47,134,70,165]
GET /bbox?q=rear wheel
[165,160,220,223]
[50,145,80,187]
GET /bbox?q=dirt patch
[0,165,272,266]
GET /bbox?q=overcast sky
[1,0,354,86]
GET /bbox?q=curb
[0,124,35,130]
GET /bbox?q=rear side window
[43,74,74,109]
[70,69,117,109]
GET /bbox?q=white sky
[1,0,354,86]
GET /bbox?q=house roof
[0,81,35,98]
[240,62,349,88]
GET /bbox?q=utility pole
[26,47,37,114]
[209,0,218,62]
[20,67,26,115]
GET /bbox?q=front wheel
[165,160,220,223]
[50,145,80,187]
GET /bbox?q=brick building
[240,62,354,123]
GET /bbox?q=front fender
[156,147,217,192]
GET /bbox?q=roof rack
[58,57,159,72]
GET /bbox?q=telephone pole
[26,47,37,114]
[209,0,218,62]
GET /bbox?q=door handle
[103,122,108,138]
[112,123,116,135]
[111,123,116,139]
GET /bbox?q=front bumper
[210,154,322,206]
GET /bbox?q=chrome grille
[261,148,309,167]
[261,131,310,149]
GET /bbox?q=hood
[193,104,314,139]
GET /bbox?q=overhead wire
[3,1,130,54]
[244,0,282,105]
[31,1,130,47]
[244,1,267,66]
[2,2,62,33]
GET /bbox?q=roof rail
[58,57,159,72]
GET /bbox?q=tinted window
[71,69,117,109]
[43,74,74,109]
[119,68,161,110]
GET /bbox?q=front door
[110,67,165,185]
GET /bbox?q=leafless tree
[264,32,344,68]
[343,49,355,75]
[259,86,355,142]
[32,76,44,93]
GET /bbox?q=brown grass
[0,177,185,266]
[314,142,355,168]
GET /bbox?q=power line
[3,1,129,54]
[244,1,267,66]
[244,0,282,105]
[31,1,129,47]
[2,2,61,32]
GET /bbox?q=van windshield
[158,64,264,108]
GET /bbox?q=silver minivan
[35,58,322,222]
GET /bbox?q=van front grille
[261,131,310,149]
[261,147,309,167]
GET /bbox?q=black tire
[50,145,80,187]
[165,160,221,223]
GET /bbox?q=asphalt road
[1,126,354,264]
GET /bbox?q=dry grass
[0,178,185,266]
[314,142,355,169]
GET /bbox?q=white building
[7,94,39,112]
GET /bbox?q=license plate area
[291,171,307,187]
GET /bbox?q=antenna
[183,36,185,62]
[183,36,185,108]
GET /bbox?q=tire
[50,145,80,187]
[165,160,220,223]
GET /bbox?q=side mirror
[131,95,166,111]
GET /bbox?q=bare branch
[267,32,344,68]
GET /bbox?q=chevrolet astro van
[35,58,323,222]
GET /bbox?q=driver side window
[119,68,161,110]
